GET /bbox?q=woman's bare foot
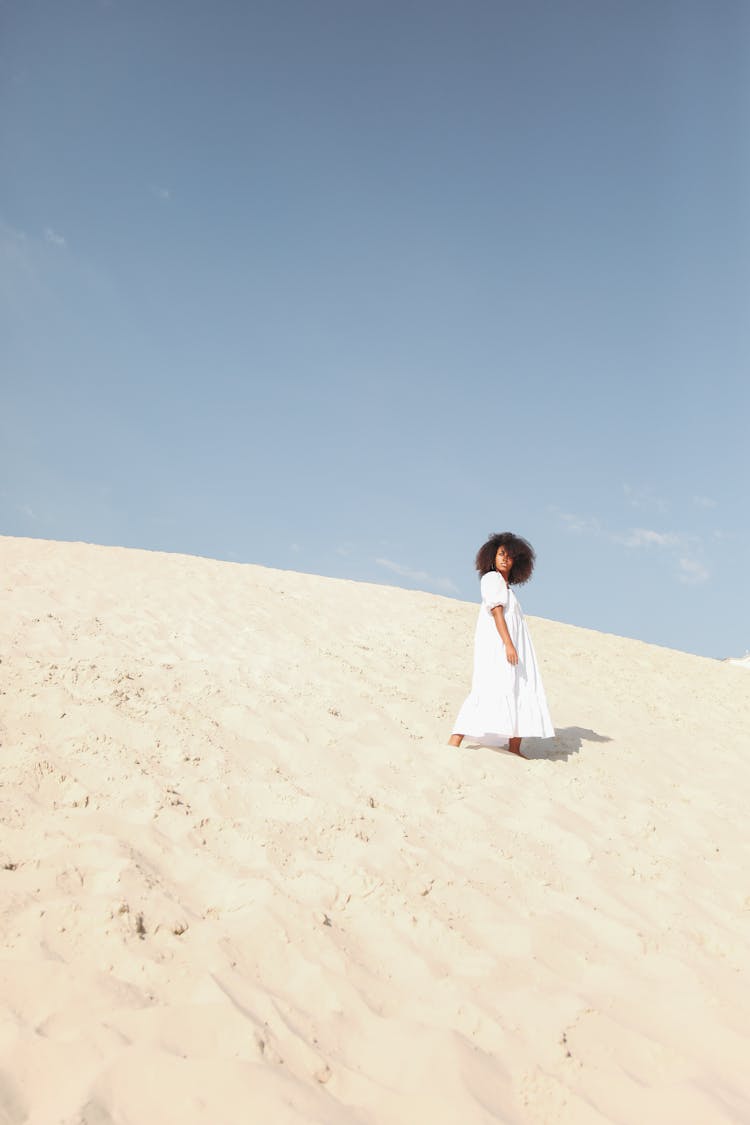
[507,738,526,759]
[448,733,464,748]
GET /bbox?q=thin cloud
[555,510,602,535]
[622,483,667,513]
[44,227,66,247]
[553,506,713,586]
[152,186,171,201]
[1,222,28,245]
[555,508,681,550]
[678,558,709,584]
[617,528,680,548]
[376,557,420,578]
[693,495,717,509]
[375,557,459,595]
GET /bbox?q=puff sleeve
[480,571,508,611]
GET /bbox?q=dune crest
[1,536,749,1124]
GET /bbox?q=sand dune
[1,535,749,1124]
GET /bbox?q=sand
[1,535,749,1124]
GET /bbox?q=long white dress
[453,571,554,743]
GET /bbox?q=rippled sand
[1,536,748,1124]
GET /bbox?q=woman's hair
[475,532,536,586]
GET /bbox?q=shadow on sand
[465,726,612,762]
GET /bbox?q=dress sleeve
[480,571,508,610]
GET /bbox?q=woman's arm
[491,606,518,665]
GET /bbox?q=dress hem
[452,727,555,740]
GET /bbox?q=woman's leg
[448,733,464,747]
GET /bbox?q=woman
[449,532,554,758]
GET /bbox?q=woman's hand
[491,606,518,666]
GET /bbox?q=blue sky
[2,0,748,659]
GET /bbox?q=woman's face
[495,545,513,579]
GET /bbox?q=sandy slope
[1,536,749,1125]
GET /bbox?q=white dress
[453,571,554,742]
